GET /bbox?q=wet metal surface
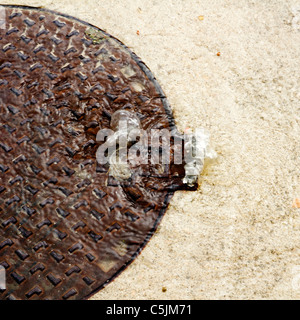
[0,5,196,300]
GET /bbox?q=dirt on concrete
[1,0,299,299]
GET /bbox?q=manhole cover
[0,5,198,300]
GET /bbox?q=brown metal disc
[0,5,196,300]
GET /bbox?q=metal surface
[0,5,196,300]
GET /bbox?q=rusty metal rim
[85,193,173,300]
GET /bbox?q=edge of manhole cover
[0,5,202,300]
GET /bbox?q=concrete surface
[1,0,300,300]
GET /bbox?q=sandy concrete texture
[1,0,300,299]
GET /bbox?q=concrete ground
[1,0,300,299]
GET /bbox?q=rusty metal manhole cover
[0,5,198,300]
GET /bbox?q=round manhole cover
[0,5,198,300]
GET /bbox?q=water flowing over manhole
[0,5,200,300]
